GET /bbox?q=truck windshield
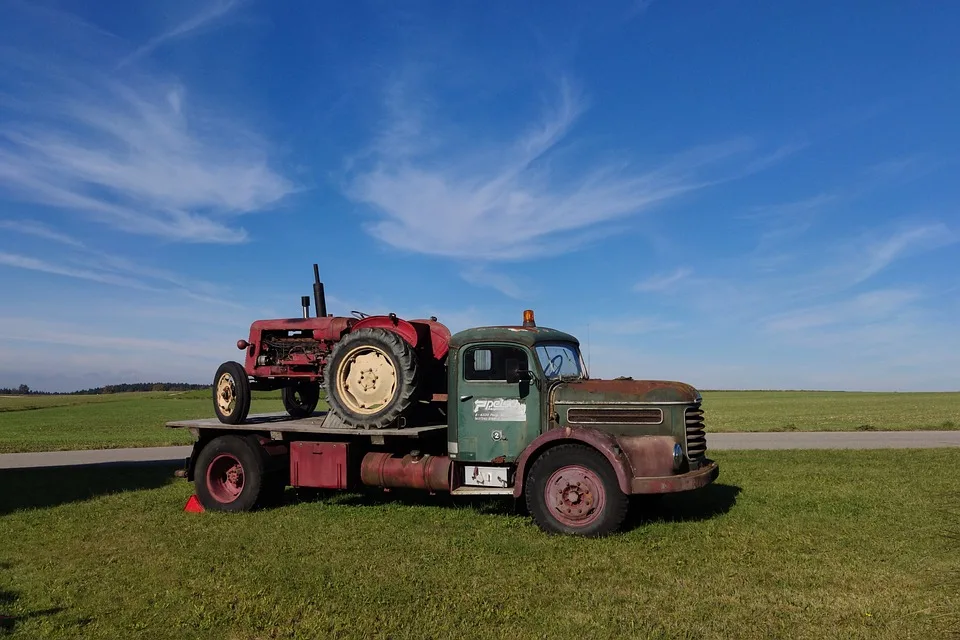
[535,344,585,379]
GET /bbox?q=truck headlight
[673,443,684,471]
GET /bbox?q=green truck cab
[444,315,718,535]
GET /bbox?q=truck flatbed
[166,411,447,439]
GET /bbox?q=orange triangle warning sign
[183,495,205,513]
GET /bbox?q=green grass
[0,449,956,639]
[0,391,301,453]
[0,390,957,453]
[701,390,960,432]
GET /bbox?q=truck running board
[450,487,514,496]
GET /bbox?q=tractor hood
[552,379,700,405]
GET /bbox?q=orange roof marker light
[522,309,536,328]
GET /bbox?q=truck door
[455,343,540,463]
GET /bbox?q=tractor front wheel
[212,361,251,424]
[281,383,321,419]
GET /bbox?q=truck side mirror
[505,358,532,384]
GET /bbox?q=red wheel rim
[206,453,245,503]
[544,464,605,527]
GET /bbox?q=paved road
[1,431,959,469]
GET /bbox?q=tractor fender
[512,426,637,498]
[351,315,419,348]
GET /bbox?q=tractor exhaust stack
[313,264,327,318]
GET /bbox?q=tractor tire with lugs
[324,328,419,428]
[212,361,251,424]
[281,382,321,419]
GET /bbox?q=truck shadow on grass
[292,482,741,532]
[0,462,181,516]
[0,563,65,635]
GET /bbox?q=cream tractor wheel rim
[336,345,398,414]
[216,372,237,414]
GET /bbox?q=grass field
[1,390,958,454]
[0,391,297,453]
[0,449,956,639]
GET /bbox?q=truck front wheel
[525,444,629,537]
[194,435,278,512]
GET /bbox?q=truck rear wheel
[324,328,419,428]
[282,383,320,419]
[194,435,278,512]
[525,444,629,537]
[212,361,251,424]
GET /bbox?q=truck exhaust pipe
[313,263,327,318]
[301,296,310,319]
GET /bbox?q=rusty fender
[512,427,718,498]
[360,452,451,492]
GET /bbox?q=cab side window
[464,345,528,381]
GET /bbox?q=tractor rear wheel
[281,382,321,419]
[324,328,419,428]
[212,361,251,424]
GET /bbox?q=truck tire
[212,361,251,424]
[194,435,277,512]
[525,444,629,537]
[324,328,419,428]
[281,383,320,419]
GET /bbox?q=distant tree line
[0,383,211,395]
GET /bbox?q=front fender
[512,427,682,498]
[351,315,419,348]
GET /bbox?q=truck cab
[444,313,718,534]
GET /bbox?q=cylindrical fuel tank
[360,452,451,492]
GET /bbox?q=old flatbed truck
[167,311,718,537]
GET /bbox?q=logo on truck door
[473,398,526,422]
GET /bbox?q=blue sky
[1,0,958,392]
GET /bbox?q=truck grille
[685,406,707,459]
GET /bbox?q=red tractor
[213,265,450,428]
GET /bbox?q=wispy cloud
[0,7,294,244]
[460,266,525,299]
[117,0,243,68]
[763,288,921,333]
[0,219,85,248]
[853,223,956,284]
[0,316,226,359]
[346,78,791,261]
[0,251,149,289]
[0,219,249,307]
[634,267,692,292]
[587,316,678,335]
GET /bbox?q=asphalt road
[1,431,959,469]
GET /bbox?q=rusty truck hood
[552,379,700,405]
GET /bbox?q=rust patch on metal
[630,461,719,494]
[512,426,633,498]
[490,455,506,464]
[615,435,675,478]
[556,379,699,404]
[360,452,451,492]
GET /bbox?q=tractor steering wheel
[351,310,370,319]
[544,354,564,377]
